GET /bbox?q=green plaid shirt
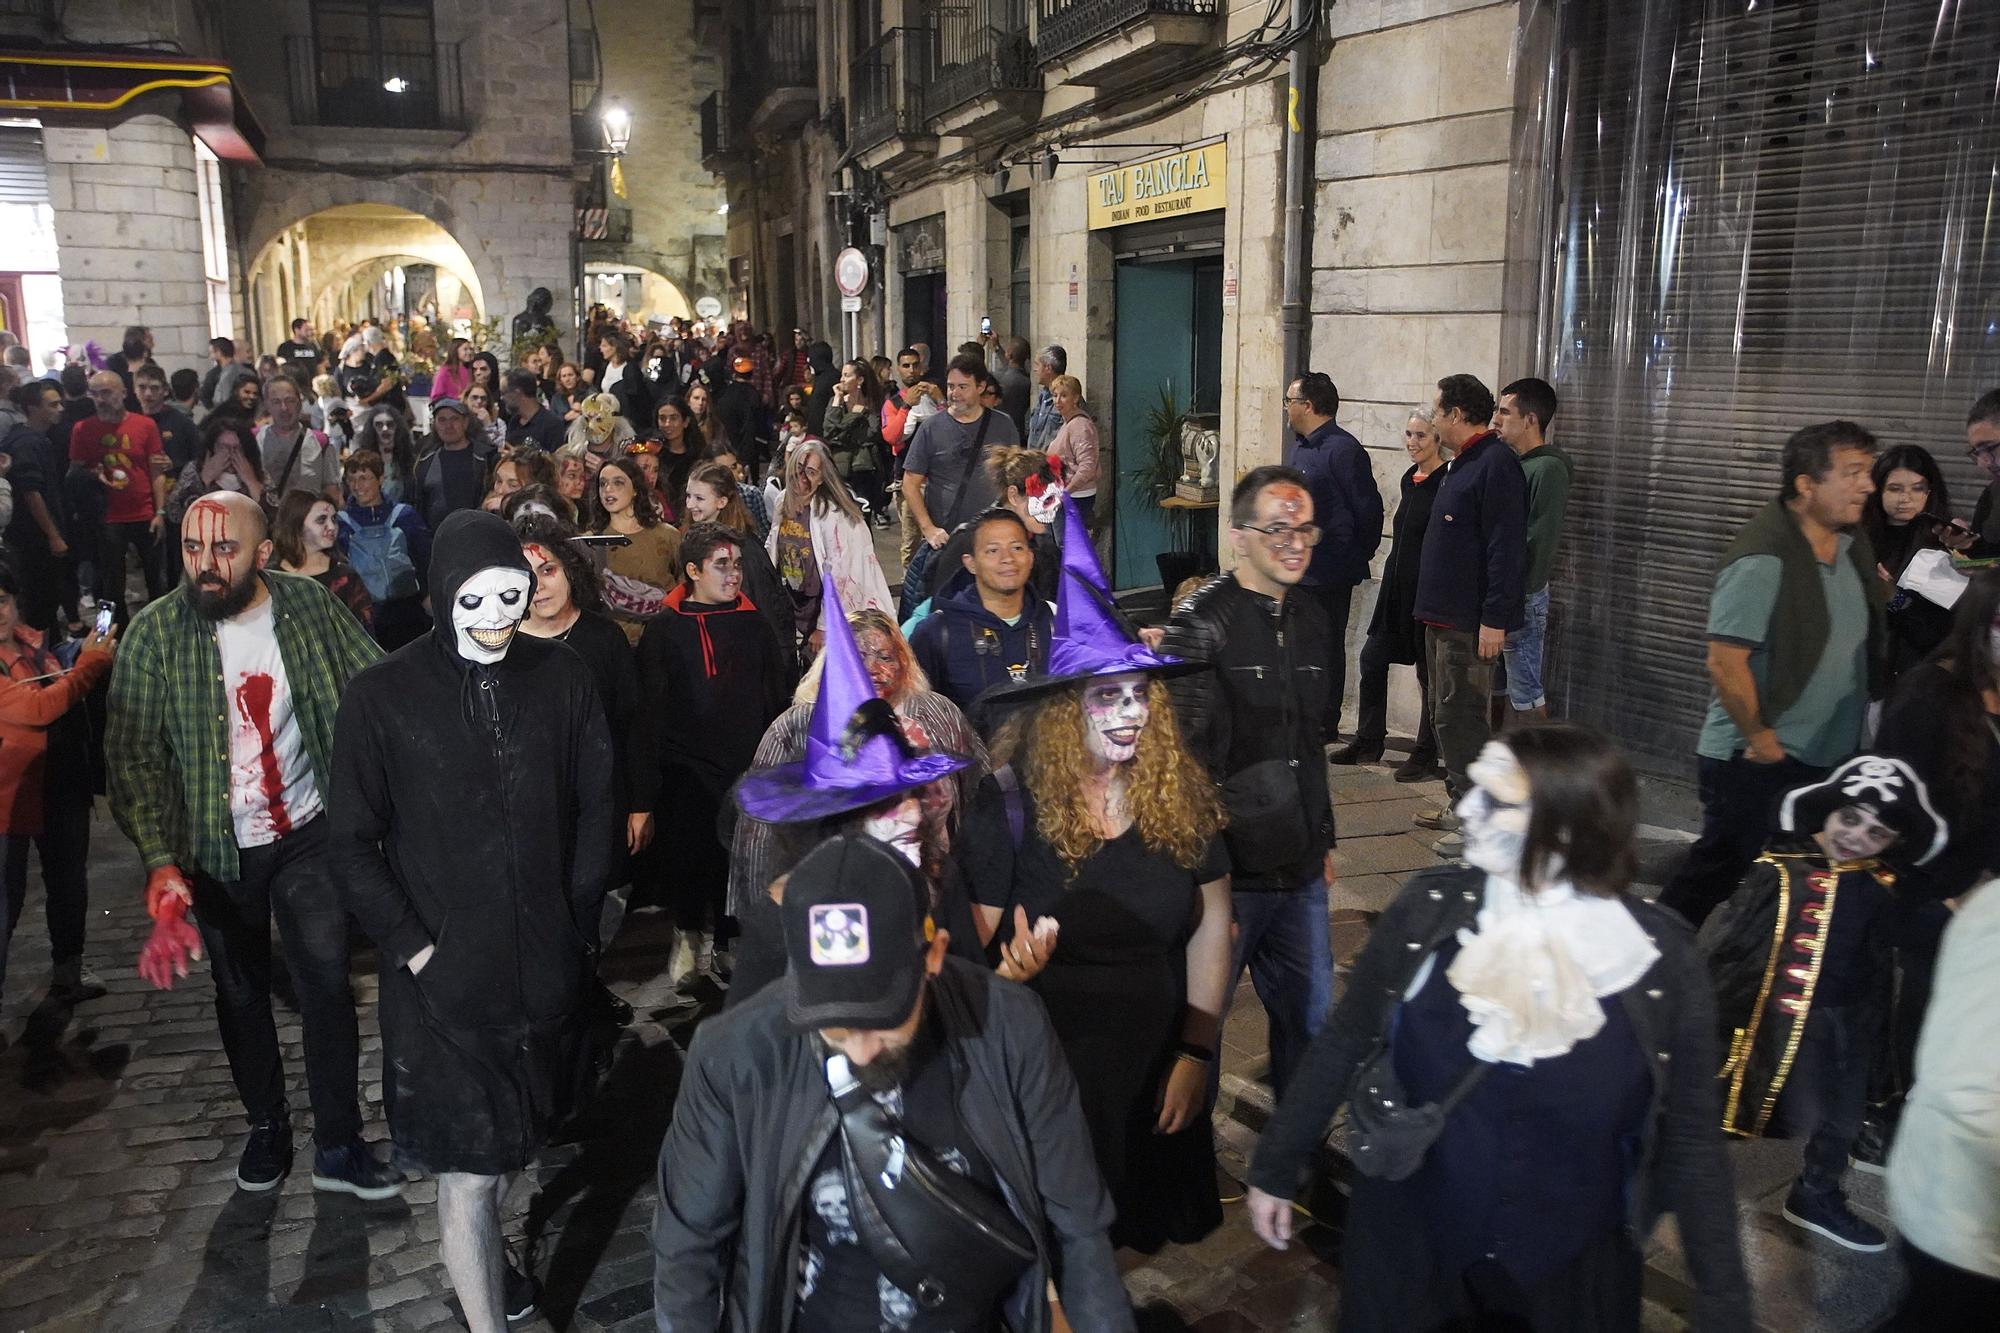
[107,572,382,882]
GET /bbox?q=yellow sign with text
[1086,143,1227,231]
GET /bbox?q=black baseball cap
[781,836,933,1031]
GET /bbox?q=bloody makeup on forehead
[1265,483,1309,520]
[185,496,246,585]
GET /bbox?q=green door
[1111,261,1195,589]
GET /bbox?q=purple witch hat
[975,493,1208,710]
[734,572,969,823]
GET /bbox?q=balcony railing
[920,0,1035,124]
[736,5,816,112]
[700,91,736,161]
[285,35,466,131]
[1034,0,1216,65]
[851,27,935,154]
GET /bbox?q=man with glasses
[1162,465,1338,1122]
[1966,389,2000,554]
[1283,373,1383,744]
[72,370,171,623]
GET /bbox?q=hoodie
[908,583,1054,717]
[637,582,789,790]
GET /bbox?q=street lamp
[601,100,632,156]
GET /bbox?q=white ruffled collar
[1443,874,1659,1067]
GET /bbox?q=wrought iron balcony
[920,0,1036,125]
[851,27,936,157]
[1035,0,1216,66]
[699,91,738,166]
[284,35,465,131]
[736,5,817,132]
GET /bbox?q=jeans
[1308,582,1356,742]
[1425,624,1494,801]
[188,817,363,1146]
[1502,585,1552,710]
[1217,878,1334,1102]
[0,795,91,1000]
[1657,753,1827,928]
[1354,629,1435,756]
[95,519,168,623]
[1780,1002,1870,1195]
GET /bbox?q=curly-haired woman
[960,528,1230,1252]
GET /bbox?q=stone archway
[583,261,692,322]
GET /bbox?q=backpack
[339,505,420,602]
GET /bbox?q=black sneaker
[1782,1183,1888,1252]
[1849,1115,1892,1176]
[504,1263,541,1323]
[1394,753,1443,783]
[1329,739,1385,766]
[310,1140,406,1200]
[236,1117,293,1192]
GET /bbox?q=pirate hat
[1778,753,1949,866]
[733,572,969,824]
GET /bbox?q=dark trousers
[1887,1243,2000,1331]
[1425,625,1494,801]
[1308,581,1356,741]
[188,818,362,1146]
[1355,629,1436,756]
[11,546,69,633]
[0,796,91,999]
[1779,1003,1871,1195]
[1657,753,1827,928]
[95,519,167,623]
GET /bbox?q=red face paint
[233,672,292,836]
[186,497,241,586]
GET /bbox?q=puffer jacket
[1249,867,1753,1333]
[1159,574,1333,889]
[651,956,1136,1333]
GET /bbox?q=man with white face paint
[333,509,621,1328]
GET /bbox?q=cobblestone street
[0,760,1903,1332]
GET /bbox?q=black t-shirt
[421,445,488,531]
[147,407,201,473]
[795,1019,1001,1333]
[276,339,322,375]
[505,407,567,453]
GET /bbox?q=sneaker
[1215,1164,1247,1205]
[47,958,108,1005]
[1329,739,1385,766]
[310,1140,406,1200]
[1433,831,1465,857]
[1394,754,1443,783]
[667,930,701,987]
[594,980,634,1028]
[504,1262,541,1322]
[1849,1116,1892,1176]
[1413,806,1460,832]
[236,1117,294,1192]
[1781,1183,1889,1253]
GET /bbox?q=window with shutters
[1516,0,2000,776]
[195,140,234,340]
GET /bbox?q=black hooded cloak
[332,510,621,1174]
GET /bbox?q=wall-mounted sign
[1067,263,1079,312]
[1087,143,1227,231]
[897,215,946,274]
[695,296,723,319]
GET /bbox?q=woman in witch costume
[960,494,1231,1252]
[1699,753,1947,1254]
[726,574,1032,1006]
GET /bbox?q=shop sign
[897,215,946,273]
[1086,143,1227,231]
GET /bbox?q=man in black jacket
[652,835,1134,1333]
[1162,466,1336,1101]
[1410,374,1527,851]
[2,379,72,630]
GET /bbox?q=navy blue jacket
[1286,419,1384,588]
[908,585,1053,717]
[1412,431,1528,633]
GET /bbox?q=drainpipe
[1278,0,1317,395]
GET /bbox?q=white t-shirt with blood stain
[215,596,322,848]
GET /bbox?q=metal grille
[920,0,1035,123]
[1530,0,2000,776]
[284,35,465,130]
[0,125,48,206]
[1034,0,1217,65]
[850,27,935,154]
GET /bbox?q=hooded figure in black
[331,509,620,1329]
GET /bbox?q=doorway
[902,271,945,366]
[1111,254,1222,589]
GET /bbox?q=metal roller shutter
[1528,0,2000,777]
[0,126,49,205]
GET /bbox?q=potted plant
[1125,382,1208,592]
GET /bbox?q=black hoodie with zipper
[637,582,789,791]
[331,509,621,1174]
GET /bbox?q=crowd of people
[0,300,1995,1333]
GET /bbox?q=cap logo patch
[1839,758,1904,804]
[809,904,871,966]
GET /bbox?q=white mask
[451,565,532,663]
[862,795,925,867]
[1456,742,1534,882]
[1080,675,1149,765]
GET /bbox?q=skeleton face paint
[861,793,925,867]
[1819,805,1898,862]
[451,565,532,663]
[1456,742,1535,882]
[1080,674,1150,766]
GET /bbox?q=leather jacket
[651,957,1135,1333]
[1161,574,1334,888]
[1249,867,1753,1333]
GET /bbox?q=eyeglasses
[1282,395,1309,406]
[1968,442,2000,464]
[1235,522,1322,549]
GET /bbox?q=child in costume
[1699,753,1947,1254]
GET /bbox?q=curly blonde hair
[1006,679,1224,874]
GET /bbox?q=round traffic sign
[834,246,870,298]
[694,296,722,319]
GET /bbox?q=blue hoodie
[907,583,1054,717]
